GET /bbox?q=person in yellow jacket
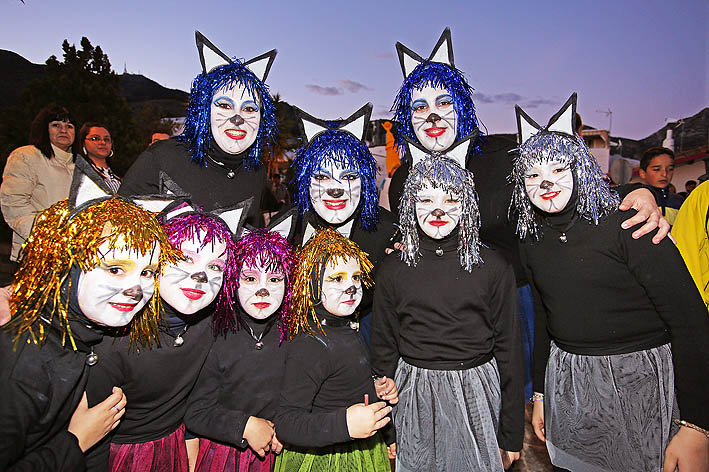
[671,179,709,310]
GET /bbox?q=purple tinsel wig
[163,213,239,333]
[391,61,482,159]
[232,228,297,341]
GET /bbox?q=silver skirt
[545,342,678,472]
[394,358,505,472]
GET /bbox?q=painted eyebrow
[99,259,137,271]
[339,168,360,175]
[326,271,348,279]
[435,94,454,104]
[411,98,429,108]
[213,96,235,105]
[314,168,333,177]
[241,100,260,110]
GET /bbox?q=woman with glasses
[79,123,121,193]
[0,105,76,267]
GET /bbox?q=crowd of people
[0,27,708,472]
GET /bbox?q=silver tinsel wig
[400,150,482,272]
[510,131,620,241]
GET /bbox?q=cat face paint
[411,85,458,152]
[321,256,362,317]
[210,82,261,154]
[524,160,574,213]
[77,239,160,327]
[237,260,286,320]
[160,234,227,314]
[309,160,362,224]
[415,182,461,239]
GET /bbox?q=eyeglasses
[86,136,112,143]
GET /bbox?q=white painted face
[210,82,261,154]
[411,85,458,152]
[320,256,362,317]
[524,160,574,213]
[309,160,362,224]
[238,260,286,320]
[415,181,461,239]
[160,234,227,314]
[77,239,160,327]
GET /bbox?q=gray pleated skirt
[545,342,679,472]
[393,358,505,472]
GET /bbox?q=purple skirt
[109,423,189,472]
[196,438,276,472]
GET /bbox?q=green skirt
[275,435,391,472]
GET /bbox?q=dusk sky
[2,0,707,140]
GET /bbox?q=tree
[0,37,168,175]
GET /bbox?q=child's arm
[622,224,709,433]
[370,266,401,379]
[184,345,267,452]
[490,260,525,454]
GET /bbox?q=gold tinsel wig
[7,197,182,350]
[289,227,373,338]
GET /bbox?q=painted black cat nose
[326,188,345,198]
[123,285,143,301]
[255,288,270,297]
[425,113,441,124]
[191,272,208,283]
[431,208,445,217]
[229,114,245,126]
[540,180,554,190]
[344,285,357,296]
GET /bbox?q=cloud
[305,84,343,96]
[475,92,557,109]
[373,104,393,118]
[339,79,372,93]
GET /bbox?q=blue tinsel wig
[391,61,481,159]
[178,60,278,170]
[292,129,379,230]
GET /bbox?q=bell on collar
[174,336,185,347]
[435,247,444,257]
[227,170,235,179]
[86,351,99,366]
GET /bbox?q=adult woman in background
[0,104,76,263]
[79,122,121,192]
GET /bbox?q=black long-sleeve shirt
[119,138,265,224]
[0,318,103,471]
[273,311,391,449]
[370,232,524,451]
[185,316,287,448]
[522,209,709,429]
[85,311,214,471]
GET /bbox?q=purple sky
[2,0,707,139]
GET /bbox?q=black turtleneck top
[273,310,393,449]
[119,138,265,225]
[0,317,103,471]
[184,314,287,449]
[370,231,524,451]
[84,306,215,471]
[522,208,709,430]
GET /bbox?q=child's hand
[346,401,392,439]
[663,426,709,472]
[374,377,399,404]
[270,433,284,455]
[244,416,275,458]
[68,388,126,452]
[387,442,397,460]
[500,449,520,469]
[531,399,545,442]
